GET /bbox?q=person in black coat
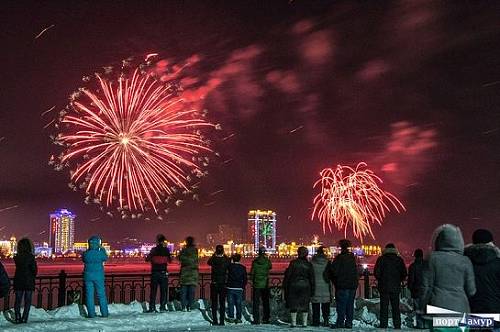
[327,239,359,329]
[226,253,247,323]
[207,244,230,325]
[283,246,314,327]
[407,249,424,328]
[145,234,172,312]
[464,229,500,313]
[0,260,10,299]
[13,238,37,324]
[374,243,407,329]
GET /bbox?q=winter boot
[301,312,308,327]
[290,312,297,327]
[14,312,21,324]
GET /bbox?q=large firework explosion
[51,57,215,218]
[311,162,405,240]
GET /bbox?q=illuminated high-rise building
[49,209,76,254]
[248,210,277,254]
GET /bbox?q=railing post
[58,270,67,307]
[200,274,205,300]
[109,275,115,304]
[363,269,370,299]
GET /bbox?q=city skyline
[1,1,500,250]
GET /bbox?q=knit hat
[472,229,493,244]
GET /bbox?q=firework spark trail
[145,53,159,61]
[222,133,236,141]
[289,125,304,134]
[0,205,19,213]
[55,67,214,214]
[43,119,55,129]
[34,24,55,39]
[311,162,405,240]
[41,105,56,118]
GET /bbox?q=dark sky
[1,1,500,251]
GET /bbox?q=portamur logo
[433,313,494,329]
[428,305,498,330]
[458,313,494,329]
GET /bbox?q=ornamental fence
[0,270,408,311]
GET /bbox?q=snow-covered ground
[0,300,428,332]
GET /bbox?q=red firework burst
[311,162,405,240]
[53,63,214,215]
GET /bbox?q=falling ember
[0,205,19,213]
[34,24,55,39]
[311,162,405,240]
[53,60,215,214]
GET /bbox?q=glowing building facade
[248,210,277,254]
[49,209,76,254]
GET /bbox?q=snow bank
[0,301,208,332]
[51,303,82,319]
[358,306,378,325]
[0,298,424,331]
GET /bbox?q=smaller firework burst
[311,162,405,240]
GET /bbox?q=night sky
[1,1,500,251]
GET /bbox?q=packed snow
[0,299,427,331]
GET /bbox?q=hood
[413,257,424,264]
[183,246,197,254]
[88,236,101,250]
[432,224,464,253]
[312,254,328,263]
[465,243,500,265]
[254,255,269,265]
[382,247,399,256]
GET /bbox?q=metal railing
[1,270,397,311]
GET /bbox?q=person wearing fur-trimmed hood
[421,224,476,313]
[464,228,500,313]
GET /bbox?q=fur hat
[472,229,493,244]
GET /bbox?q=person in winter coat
[250,247,272,324]
[310,246,331,327]
[328,239,359,329]
[464,229,500,313]
[226,253,248,324]
[407,249,425,328]
[13,238,37,324]
[422,224,476,314]
[83,235,109,318]
[179,236,199,311]
[283,246,315,328]
[207,245,230,325]
[0,260,10,299]
[145,234,172,313]
[374,243,407,329]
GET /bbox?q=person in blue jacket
[82,235,109,318]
